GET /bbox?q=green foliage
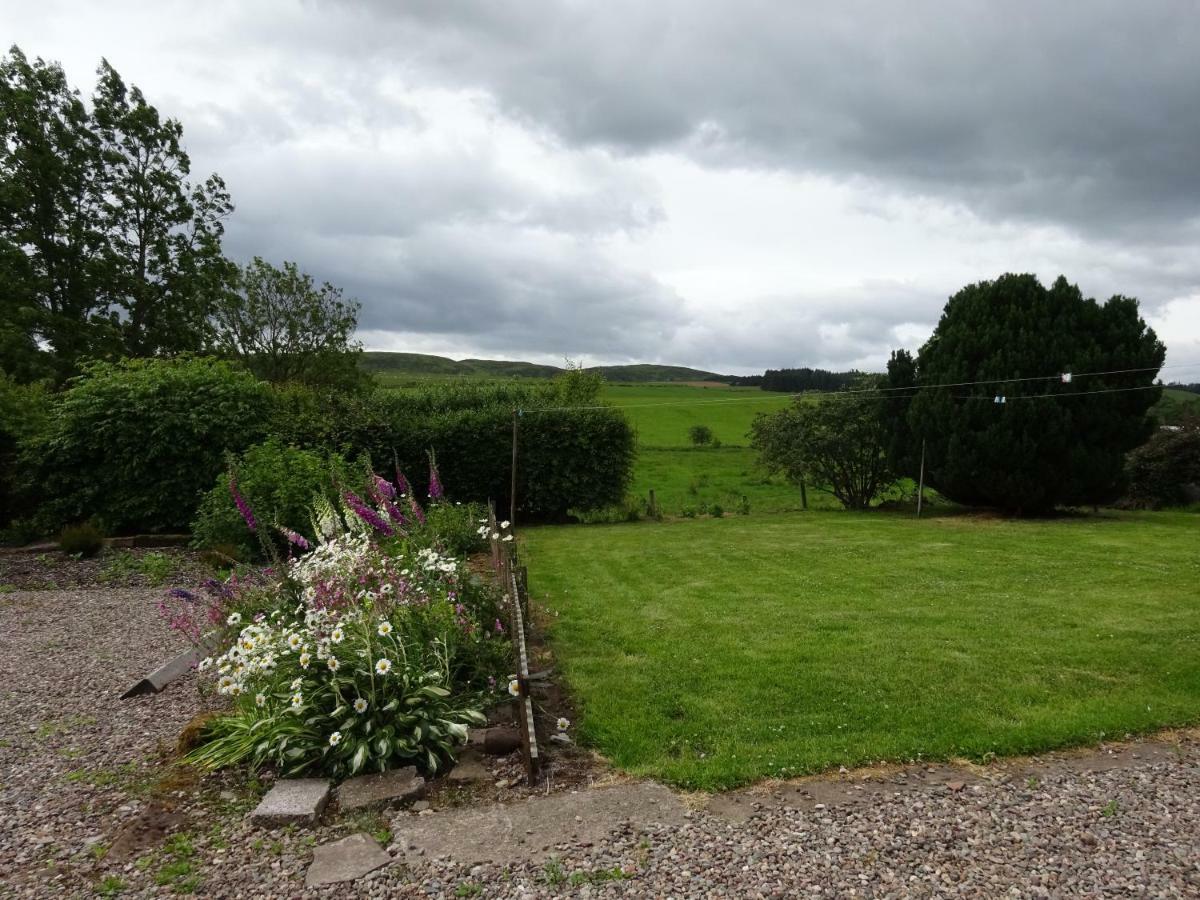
[0,374,50,530]
[28,357,272,533]
[422,501,489,557]
[688,424,715,445]
[191,440,351,557]
[58,522,104,557]
[0,46,233,378]
[210,257,365,388]
[269,380,634,520]
[1125,427,1200,509]
[889,274,1164,513]
[752,382,895,510]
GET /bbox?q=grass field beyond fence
[524,510,1200,789]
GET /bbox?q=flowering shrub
[175,466,512,778]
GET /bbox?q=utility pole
[916,438,926,518]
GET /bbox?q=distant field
[600,383,791,448]
[524,509,1200,789]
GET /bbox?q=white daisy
[299,652,311,669]
[353,698,368,714]
[287,633,302,651]
[377,621,393,637]
[226,612,241,626]
[290,692,303,709]
[327,657,340,672]
[556,717,571,731]
[508,678,521,697]
[499,520,510,529]
[375,658,392,675]
[328,731,342,746]
[330,627,345,644]
[290,677,304,691]
[255,693,267,707]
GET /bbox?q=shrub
[709,503,724,518]
[29,357,273,534]
[688,424,714,446]
[422,501,489,557]
[192,440,352,558]
[58,522,105,557]
[0,373,51,533]
[1125,427,1200,509]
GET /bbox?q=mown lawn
[523,510,1200,789]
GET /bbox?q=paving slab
[249,778,331,826]
[306,832,391,887]
[338,766,425,813]
[446,748,492,783]
[393,781,686,865]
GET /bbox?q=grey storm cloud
[14,0,1199,372]
[317,0,1200,239]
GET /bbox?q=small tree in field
[689,424,715,446]
[751,382,894,510]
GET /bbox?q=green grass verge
[523,509,1200,789]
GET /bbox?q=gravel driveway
[1,586,1197,897]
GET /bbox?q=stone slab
[393,782,686,865]
[306,832,391,887]
[249,779,331,826]
[445,748,491,783]
[121,631,221,698]
[338,766,425,813]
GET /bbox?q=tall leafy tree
[210,257,363,386]
[890,274,1164,513]
[91,60,234,356]
[0,46,116,379]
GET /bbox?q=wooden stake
[916,438,926,518]
[800,479,808,511]
[510,408,519,527]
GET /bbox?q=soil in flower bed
[0,546,213,591]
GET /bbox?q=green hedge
[17,361,633,536]
[270,383,635,520]
[27,357,273,533]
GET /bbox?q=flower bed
[165,460,513,778]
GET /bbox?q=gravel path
[1,585,1197,897]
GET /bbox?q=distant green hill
[360,351,731,383]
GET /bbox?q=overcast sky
[10,0,1200,375]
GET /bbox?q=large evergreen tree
[886,274,1164,513]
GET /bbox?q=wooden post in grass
[648,488,657,519]
[800,479,808,510]
[916,439,927,518]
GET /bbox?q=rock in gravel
[305,832,391,887]
[249,778,331,826]
[475,726,521,755]
[338,766,425,813]
[446,748,491,783]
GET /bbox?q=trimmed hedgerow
[269,381,635,521]
[28,357,273,534]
